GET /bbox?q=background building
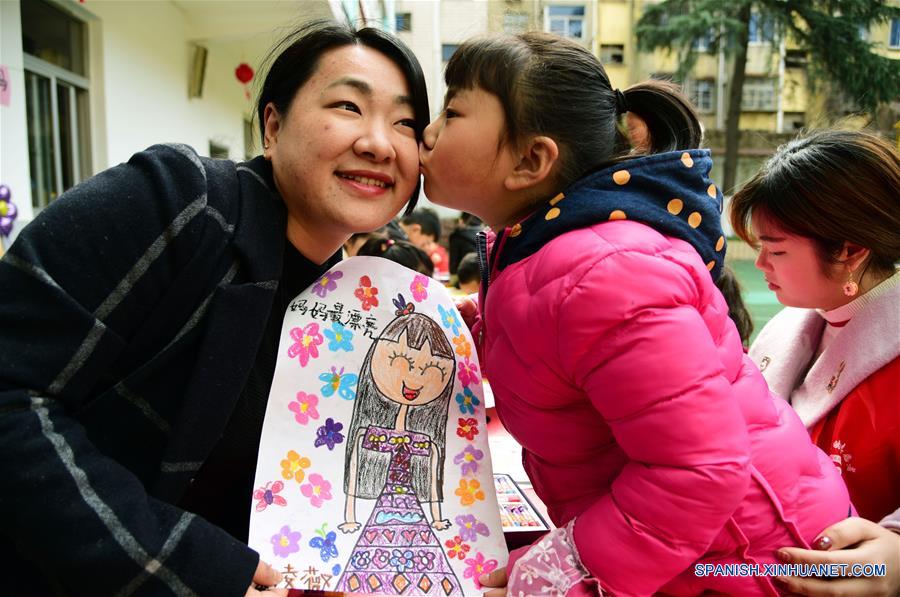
[2,0,897,244]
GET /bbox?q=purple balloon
[0,195,17,237]
[0,185,9,202]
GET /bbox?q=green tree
[636,0,900,195]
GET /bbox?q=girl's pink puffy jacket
[473,151,850,595]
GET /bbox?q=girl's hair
[256,20,430,213]
[444,32,701,188]
[357,235,435,276]
[715,266,753,346]
[344,313,456,501]
[731,130,900,278]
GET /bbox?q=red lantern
[235,63,254,84]
[235,63,254,99]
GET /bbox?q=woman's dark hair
[731,129,900,278]
[357,235,434,276]
[444,32,701,188]
[256,20,429,213]
[344,313,455,500]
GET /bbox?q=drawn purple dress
[338,426,462,595]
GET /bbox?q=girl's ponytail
[622,79,702,152]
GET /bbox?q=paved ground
[730,258,784,344]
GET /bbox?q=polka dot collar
[496,149,727,280]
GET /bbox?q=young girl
[419,33,850,595]
[732,130,900,596]
[336,300,462,593]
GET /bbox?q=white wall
[83,1,252,168]
[0,0,33,239]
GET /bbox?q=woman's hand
[480,567,508,597]
[775,517,900,596]
[244,560,288,596]
[338,521,361,534]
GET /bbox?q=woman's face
[371,329,454,407]
[752,212,846,310]
[264,45,420,247]
[419,86,519,226]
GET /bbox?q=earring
[842,271,859,297]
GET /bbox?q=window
[441,44,460,63]
[692,29,714,52]
[686,79,715,113]
[741,78,777,111]
[784,49,807,68]
[22,0,91,211]
[600,44,625,64]
[395,12,412,33]
[546,5,585,40]
[209,142,229,159]
[890,18,900,48]
[748,12,774,43]
[503,12,529,34]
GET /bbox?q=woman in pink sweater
[419,32,850,595]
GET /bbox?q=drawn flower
[444,535,471,560]
[437,304,461,336]
[288,391,319,425]
[319,366,358,401]
[413,550,436,571]
[271,525,301,558]
[351,550,371,569]
[253,481,287,512]
[300,473,333,508]
[453,445,484,477]
[457,358,480,387]
[455,479,485,506]
[464,552,498,589]
[410,275,430,302]
[453,335,471,359]
[323,322,354,352]
[312,270,343,298]
[354,275,379,311]
[455,514,490,542]
[457,417,479,441]
[309,527,339,562]
[314,418,344,451]
[389,549,416,573]
[280,450,311,483]
[373,549,390,569]
[287,323,323,367]
[455,387,480,415]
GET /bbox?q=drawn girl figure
[336,295,463,595]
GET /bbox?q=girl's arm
[339,430,366,533]
[509,248,752,596]
[429,443,450,530]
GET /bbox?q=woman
[0,20,428,596]
[732,129,900,596]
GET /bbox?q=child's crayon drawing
[249,257,507,595]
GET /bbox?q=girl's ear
[504,136,559,192]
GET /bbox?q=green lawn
[730,259,783,344]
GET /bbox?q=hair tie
[392,293,415,316]
[614,89,629,114]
